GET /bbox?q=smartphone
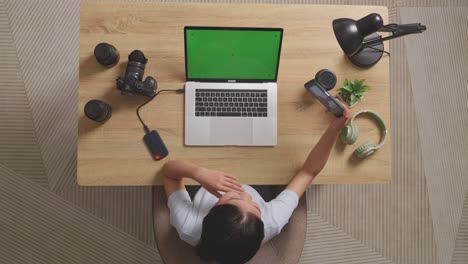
[306,83,345,117]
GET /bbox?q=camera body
[116,50,157,97]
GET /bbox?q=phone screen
[309,85,344,117]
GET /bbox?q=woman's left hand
[194,168,244,198]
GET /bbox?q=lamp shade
[333,13,383,56]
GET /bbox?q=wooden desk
[79,2,390,186]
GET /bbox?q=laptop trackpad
[210,118,253,145]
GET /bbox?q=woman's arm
[286,106,351,198]
[162,160,243,198]
[162,160,202,197]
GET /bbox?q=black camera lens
[315,69,337,91]
[94,43,120,67]
[125,50,148,80]
[84,100,112,122]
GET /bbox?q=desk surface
[79,2,390,186]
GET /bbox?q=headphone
[340,110,388,158]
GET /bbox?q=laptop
[184,26,283,146]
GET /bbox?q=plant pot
[337,93,362,108]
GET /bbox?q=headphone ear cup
[354,141,376,158]
[340,124,359,145]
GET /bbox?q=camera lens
[125,50,148,80]
[94,43,120,67]
[315,69,337,91]
[84,100,112,122]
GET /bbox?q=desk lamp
[333,13,426,67]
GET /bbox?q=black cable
[364,24,394,57]
[366,45,391,56]
[136,88,185,133]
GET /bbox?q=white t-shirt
[168,185,299,246]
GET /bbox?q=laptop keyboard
[195,89,268,117]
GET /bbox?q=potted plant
[337,79,370,107]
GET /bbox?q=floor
[1,1,467,263]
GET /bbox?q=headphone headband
[350,110,387,149]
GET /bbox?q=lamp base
[348,33,384,67]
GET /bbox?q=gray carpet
[401,7,468,264]
[0,163,161,264]
[0,0,48,189]
[1,0,467,263]
[4,0,156,246]
[451,191,468,264]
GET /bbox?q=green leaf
[354,79,365,88]
[341,80,353,92]
[343,79,351,87]
[350,93,356,103]
[338,88,349,94]
[341,86,353,92]
[356,88,366,96]
[358,85,369,93]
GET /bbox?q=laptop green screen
[185,27,283,82]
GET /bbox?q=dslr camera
[116,50,156,97]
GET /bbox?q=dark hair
[196,204,264,264]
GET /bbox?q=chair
[152,186,307,264]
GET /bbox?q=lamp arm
[362,23,426,47]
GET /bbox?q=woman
[162,106,351,264]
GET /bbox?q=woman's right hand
[329,100,352,131]
[194,168,244,198]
